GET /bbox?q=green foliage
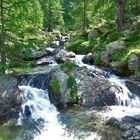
[61,62,77,74]
[77,41,91,54]
[50,77,60,93]
[67,76,77,103]
[65,39,84,53]
[40,0,64,30]
[94,52,101,65]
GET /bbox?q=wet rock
[55,50,70,63]
[128,136,140,140]
[0,76,22,123]
[46,48,55,56]
[119,123,134,131]
[125,80,140,97]
[50,41,60,48]
[122,130,133,139]
[66,51,76,58]
[36,57,53,65]
[59,35,70,46]
[134,115,140,122]
[121,116,135,123]
[82,53,94,65]
[130,128,139,136]
[24,105,31,117]
[107,117,119,127]
[55,50,75,63]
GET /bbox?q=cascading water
[71,54,140,119]
[17,85,101,140]
[104,75,140,119]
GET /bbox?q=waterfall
[71,54,140,119]
[17,85,101,140]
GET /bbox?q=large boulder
[107,41,125,55]
[71,67,120,107]
[101,41,125,67]
[88,29,99,40]
[128,54,139,72]
[0,76,22,123]
[48,70,70,106]
[106,41,125,55]
[55,50,69,63]
[54,50,75,63]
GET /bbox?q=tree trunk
[0,0,6,73]
[116,0,126,31]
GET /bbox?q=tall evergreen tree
[40,0,64,31]
[0,0,43,73]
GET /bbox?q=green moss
[77,41,91,54]
[61,62,77,74]
[94,52,101,65]
[65,39,84,53]
[67,76,77,103]
[50,77,60,93]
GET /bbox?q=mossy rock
[50,77,60,94]
[77,41,91,54]
[61,62,78,74]
[65,39,84,53]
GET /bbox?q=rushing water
[71,55,140,119]
[0,53,140,140]
[15,86,100,140]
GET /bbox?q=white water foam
[72,55,140,119]
[18,86,101,140]
[70,55,104,77]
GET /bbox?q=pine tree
[40,0,64,31]
[0,0,43,73]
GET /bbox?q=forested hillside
[0,0,140,76]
